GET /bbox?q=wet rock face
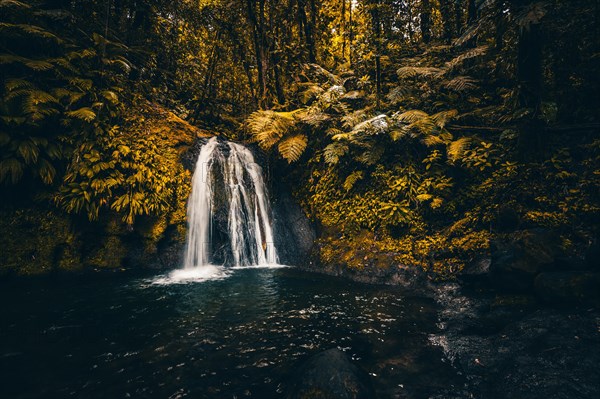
[272,187,317,266]
[490,229,562,291]
[286,349,376,399]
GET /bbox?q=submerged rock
[286,349,376,399]
[534,271,600,304]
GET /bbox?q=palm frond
[0,158,24,184]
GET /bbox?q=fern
[444,76,479,92]
[343,171,364,192]
[323,141,349,165]
[351,114,390,136]
[397,66,445,79]
[247,110,298,150]
[431,109,458,129]
[342,110,370,129]
[65,107,96,122]
[446,46,489,71]
[447,137,472,162]
[278,134,307,163]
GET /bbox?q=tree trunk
[514,1,545,157]
[440,0,454,43]
[420,0,431,44]
[455,0,463,35]
[370,0,382,109]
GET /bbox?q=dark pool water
[0,267,464,398]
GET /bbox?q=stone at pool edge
[489,228,562,292]
[534,271,600,305]
[286,349,376,399]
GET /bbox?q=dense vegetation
[1,0,599,275]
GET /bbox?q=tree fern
[447,137,472,162]
[65,107,97,122]
[323,142,349,165]
[343,171,364,192]
[396,66,445,79]
[278,134,307,163]
[444,76,479,92]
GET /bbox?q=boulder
[534,271,600,304]
[490,229,561,291]
[286,349,375,399]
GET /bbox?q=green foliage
[55,104,194,225]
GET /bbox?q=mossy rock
[87,235,128,269]
[0,209,81,275]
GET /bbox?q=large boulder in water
[286,349,376,399]
[490,229,561,291]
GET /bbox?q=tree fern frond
[447,137,472,162]
[323,141,349,165]
[352,114,389,135]
[386,86,409,104]
[278,134,307,163]
[444,76,479,92]
[68,78,93,91]
[446,46,489,70]
[0,55,54,70]
[422,134,445,147]
[0,23,63,43]
[397,66,445,79]
[65,107,96,122]
[247,110,297,150]
[5,78,33,92]
[0,0,31,9]
[22,90,60,114]
[0,157,24,184]
[342,109,370,129]
[394,110,429,124]
[343,170,364,192]
[300,109,329,127]
[354,145,383,166]
[431,109,458,129]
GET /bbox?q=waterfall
[183,137,279,268]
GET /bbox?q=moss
[87,235,128,269]
[0,208,81,275]
[317,227,491,279]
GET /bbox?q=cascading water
[183,137,279,269]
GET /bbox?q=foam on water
[150,266,232,285]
